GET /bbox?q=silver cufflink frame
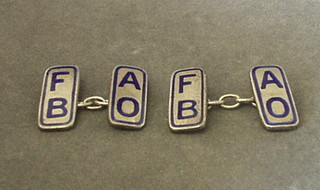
[38,65,299,133]
[169,65,299,132]
[38,65,148,130]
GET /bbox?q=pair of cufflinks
[38,65,299,132]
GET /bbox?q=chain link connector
[219,94,241,109]
[208,99,224,110]
[237,97,257,107]
[208,94,256,110]
[78,96,109,110]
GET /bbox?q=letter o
[266,97,290,118]
[117,97,139,117]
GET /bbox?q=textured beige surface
[1,0,320,189]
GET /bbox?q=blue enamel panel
[250,65,299,130]
[169,68,207,132]
[38,66,79,130]
[109,65,147,129]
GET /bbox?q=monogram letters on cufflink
[38,65,299,133]
[250,65,299,131]
[38,65,148,130]
[38,66,80,130]
[109,66,147,129]
[169,65,299,132]
[169,68,207,132]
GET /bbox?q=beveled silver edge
[108,65,147,129]
[250,65,299,131]
[169,124,206,132]
[109,121,145,129]
[168,67,207,132]
[38,65,80,130]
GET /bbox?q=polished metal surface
[250,65,299,131]
[108,65,147,129]
[38,66,79,130]
[169,68,207,132]
[208,95,256,110]
[78,96,109,110]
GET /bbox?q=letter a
[119,72,141,90]
[261,71,284,89]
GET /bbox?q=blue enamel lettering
[251,65,299,130]
[109,66,147,129]
[119,71,141,90]
[117,97,139,117]
[169,68,207,132]
[179,74,196,93]
[50,72,70,91]
[39,66,79,130]
[266,97,290,118]
[261,71,284,89]
[47,98,68,118]
[178,100,198,119]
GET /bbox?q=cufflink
[38,65,148,130]
[169,68,207,132]
[250,65,299,131]
[168,65,299,132]
[108,66,147,129]
[38,66,80,130]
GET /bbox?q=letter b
[178,100,198,120]
[47,98,68,118]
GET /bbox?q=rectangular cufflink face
[38,66,79,130]
[109,65,147,129]
[250,65,299,131]
[169,68,207,132]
